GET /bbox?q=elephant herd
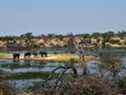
[13,51,48,61]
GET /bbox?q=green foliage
[6,72,53,80]
[91,32,100,39]
[20,32,33,38]
[118,77,126,88]
[0,52,9,57]
[83,33,91,38]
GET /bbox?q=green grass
[5,72,53,80]
[3,71,77,80]
[0,52,10,57]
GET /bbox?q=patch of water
[8,79,44,91]
[0,55,126,91]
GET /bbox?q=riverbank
[0,53,96,62]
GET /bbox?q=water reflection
[8,79,44,91]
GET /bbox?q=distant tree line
[0,31,126,40]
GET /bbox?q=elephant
[39,51,48,57]
[24,52,31,58]
[13,53,20,61]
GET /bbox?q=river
[0,48,126,91]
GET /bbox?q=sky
[0,0,126,36]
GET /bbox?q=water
[8,79,44,91]
[0,60,99,74]
[1,58,126,89]
[0,60,100,90]
[0,48,126,90]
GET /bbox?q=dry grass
[0,53,96,62]
[29,76,119,95]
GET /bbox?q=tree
[47,33,56,38]
[20,32,33,39]
[83,33,90,38]
[91,32,100,38]
[117,31,126,39]
[20,32,35,49]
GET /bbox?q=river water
[0,48,126,91]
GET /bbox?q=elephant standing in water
[24,52,31,58]
[39,51,48,57]
[13,53,20,61]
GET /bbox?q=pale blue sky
[0,0,126,36]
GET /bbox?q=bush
[31,76,118,95]
[118,77,126,94]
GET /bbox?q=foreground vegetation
[15,76,126,95]
[6,72,52,80]
[0,49,126,94]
